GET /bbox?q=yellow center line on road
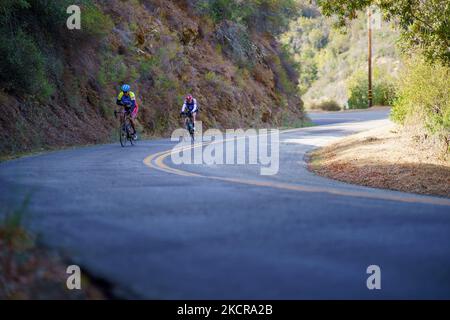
[142,129,450,207]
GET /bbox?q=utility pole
[367,7,373,108]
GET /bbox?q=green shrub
[205,71,218,83]
[98,54,127,87]
[347,79,369,109]
[391,56,450,139]
[195,0,248,23]
[244,0,300,35]
[373,81,396,106]
[347,70,397,109]
[195,0,299,35]
[39,81,55,101]
[0,30,51,97]
[155,75,176,91]
[310,100,341,111]
[81,3,114,38]
[26,0,112,38]
[25,0,73,31]
[0,0,111,97]
[215,21,258,67]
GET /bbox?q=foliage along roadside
[314,0,449,151]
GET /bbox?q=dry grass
[0,241,106,300]
[0,201,106,300]
[309,123,450,197]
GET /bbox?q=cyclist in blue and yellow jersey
[116,84,139,140]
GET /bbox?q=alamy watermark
[366,265,381,290]
[66,265,81,290]
[67,5,81,30]
[170,122,279,176]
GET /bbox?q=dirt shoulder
[0,205,108,299]
[308,122,450,198]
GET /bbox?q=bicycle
[115,109,135,147]
[181,111,195,142]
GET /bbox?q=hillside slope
[0,0,305,156]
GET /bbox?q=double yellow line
[143,132,450,207]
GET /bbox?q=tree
[316,0,450,65]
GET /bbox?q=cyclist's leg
[131,105,138,119]
[128,113,137,140]
[130,119,137,135]
[129,107,136,133]
[192,112,197,129]
[120,110,126,127]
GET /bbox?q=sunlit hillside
[281,2,401,109]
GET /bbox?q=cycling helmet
[122,84,131,92]
[186,94,193,102]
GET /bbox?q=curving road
[1,108,449,299]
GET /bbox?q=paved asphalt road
[1,108,449,299]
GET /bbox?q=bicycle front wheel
[120,125,127,147]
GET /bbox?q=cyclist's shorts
[125,104,138,119]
